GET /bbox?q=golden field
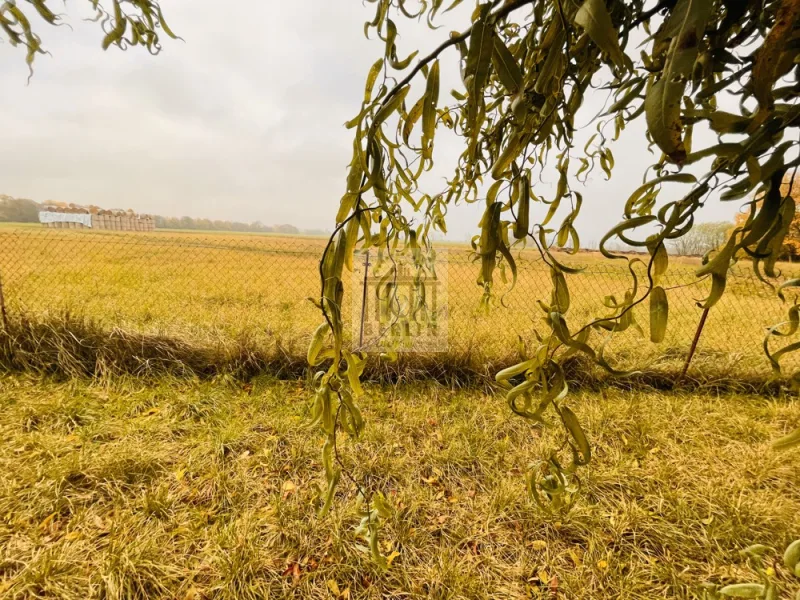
[0,225,798,375]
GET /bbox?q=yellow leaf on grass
[326,579,341,596]
[386,550,401,566]
[531,540,547,551]
[597,559,609,570]
[38,512,57,531]
[282,480,297,493]
[538,568,550,582]
[569,549,582,566]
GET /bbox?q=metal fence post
[681,307,710,379]
[358,249,370,348]
[0,267,8,333]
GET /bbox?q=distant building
[39,205,155,231]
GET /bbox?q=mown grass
[1,227,799,376]
[1,373,799,599]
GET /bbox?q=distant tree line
[0,194,327,236]
[0,195,40,222]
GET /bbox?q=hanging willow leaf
[696,232,739,308]
[625,173,697,217]
[306,0,800,563]
[402,95,425,146]
[373,85,411,130]
[422,60,440,160]
[465,4,495,136]
[778,280,800,302]
[491,35,522,94]
[645,0,712,163]
[551,266,570,314]
[560,406,591,466]
[649,286,668,343]
[573,0,627,71]
[514,174,530,239]
[752,0,800,113]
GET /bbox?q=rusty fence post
[681,307,710,379]
[0,267,8,334]
[358,249,370,349]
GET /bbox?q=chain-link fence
[0,227,797,376]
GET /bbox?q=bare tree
[669,222,732,257]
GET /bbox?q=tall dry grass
[0,227,799,378]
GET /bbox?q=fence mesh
[0,227,798,376]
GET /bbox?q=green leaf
[752,0,800,112]
[465,4,495,134]
[649,286,668,343]
[599,216,657,259]
[364,58,384,103]
[101,1,127,50]
[491,36,522,94]
[373,85,410,130]
[644,0,712,163]
[560,406,591,465]
[551,266,570,313]
[718,583,765,598]
[402,95,425,146]
[783,539,800,569]
[422,60,440,159]
[573,0,627,71]
[650,241,669,285]
[778,280,800,302]
[514,175,530,239]
[773,427,800,451]
[625,173,697,217]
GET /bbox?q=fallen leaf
[183,586,200,600]
[568,549,583,566]
[282,480,297,494]
[326,579,341,596]
[538,568,550,582]
[549,575,559,596]
[38,511,57,531]
[386,550,401,566]
[531,540,547,551]
[597,559,609,570]
[437,515,447,524]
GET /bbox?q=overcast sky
[0,1,743,243]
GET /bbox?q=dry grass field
[0,226,798,375]
[1,226,800,599]
[0,374,799,599]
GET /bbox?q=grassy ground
[1,226,799,376]
[1,373,799,599]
